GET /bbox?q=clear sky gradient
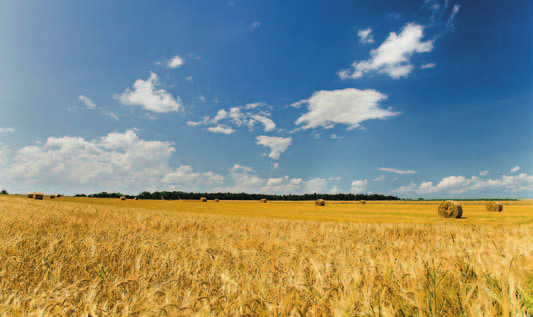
[0,0,531,198]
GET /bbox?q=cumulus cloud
[421,63,436,69]
[168,55,184,69]
[480,170,489,176]
[116,72,181,113]
[358,28,375,44]
[292,88,399,130]
[510,166,520,173]
[188,102,276,134]
[230,164,265,193]
[162,165,224,191]
[379,167,416,174]
[262,175,328,194]
[339,23,433,79]
[256,136,292,160]
[78,95,96,109]
[350,179,367,193]
[0,128,14,134]
[207,125,235,135]
[0,129,177,193]
[393,172,533,196]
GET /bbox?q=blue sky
[0,0,531,198]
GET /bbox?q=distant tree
[1,189,7,195]
[418,198,425,201]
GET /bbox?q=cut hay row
[486,201,503,212]
[315,199,325,206]
[438,201,463,218]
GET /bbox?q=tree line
[74,191,400,201]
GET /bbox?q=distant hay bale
[261,199,267,203]
[360,200,366,204]
[134,197,138,200]
[33,193,44,200]
[27,193,34,199]
[438,201,463,218]
[486,201,503,212]
[200,197,207,202]
[315,199,325,206]
[215,199,219,202]
[50,195,56,199]
[120,196,126,201]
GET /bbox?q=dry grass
[0,196,531,316]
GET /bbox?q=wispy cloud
[250,21,261,31]
[374,174,386,181]
[0,128,14,134]
[510,166,520,173]
[421,62,436,69]
[379,167,416,174]
[480,170,489,176]
[78,95,96,110]
[358,28,375,44]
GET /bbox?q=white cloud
[421,63,436,69]
[379,167,416,174]
[168,55,184,69]
[510,166,520,173]
[0,129,177,193]
[188,102,276,134]
[331,134,344,140]
[78,95,96,110]
[447,5,461,29]
[200,96,206,102]
[350,179,367,193]
[0,128,14,134]
[251,114,276,132]
[339,23,433,79]
[393,172,533,196]
[207,125,235,135]
[162,165,224,191]
[358,28,375,44]
[374,174,386,181]
[329,176,341,181]
[250,21,261,31]
[273,162,279,169]
[230,164,265,193]
[186,76,193,81]
[116,72,181,113]
[292,88,399,130]
[480,170,489,176]
[256,136,292,160]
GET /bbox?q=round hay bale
[486,201,503,212]
[120,196,126,201]
[360,200,366,205]
[50,195,56,199]
[215,199,219,202]
[33,193,44,200]
[134,197,138,200]
[315,199,325,206]
[27,193,34,199]
[200,197,207,202]
[438,201,463,218]
[260,199,267,203]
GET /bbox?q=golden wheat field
[0,196,532,316]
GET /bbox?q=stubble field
[0,195,531,316]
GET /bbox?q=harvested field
[0,195,531,316]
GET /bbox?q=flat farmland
[0,196,532,316]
